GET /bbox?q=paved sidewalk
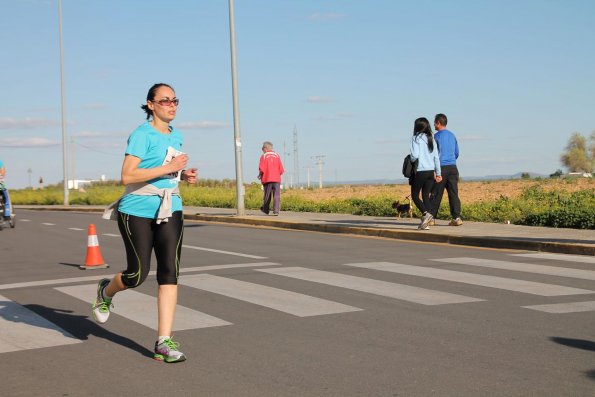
[16,205,595,256]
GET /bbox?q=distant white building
[67,179,95,189]
[566,172,593,178]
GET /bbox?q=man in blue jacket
[430,114,463,226]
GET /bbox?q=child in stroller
[0,182,15,229]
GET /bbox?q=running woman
[94,83,197,363]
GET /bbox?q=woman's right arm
[121,154,188,185]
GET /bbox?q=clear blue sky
[2,0,594,189]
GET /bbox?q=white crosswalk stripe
[344,262,594,296]
[522,301,595,314]
[0,263,280,291]
[256,267,483,305]
[0,294,82,353]
[55,284,231,330]
[179,274,361,317]
[182,244,267,259]
[511,252,595,264]
[434,257,595,281]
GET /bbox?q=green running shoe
[92,278,112,324]
[154,338,187,363]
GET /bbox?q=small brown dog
[391,195,413,218]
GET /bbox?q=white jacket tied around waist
[103,182,180,224]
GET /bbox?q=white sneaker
[418,212,433,230]
[92,278,113,324]
[449,217,463,226]
[154,338,187,363]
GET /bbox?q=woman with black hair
[96,83,197,363]
[409,117,442,230]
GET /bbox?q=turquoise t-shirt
[0,159,4,168]
[118,122,184,219]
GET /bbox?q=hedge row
[10,183,594,229]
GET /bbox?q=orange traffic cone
[79,224,109,270]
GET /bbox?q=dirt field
[284,177,594,204]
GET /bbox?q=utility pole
[303,165,311,188]
[228,0,245,215]
[293,125,299,187]
[27,168,32,188]
[311,155,326,188]
[58,0,69,204]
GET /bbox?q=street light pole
[58,0,69,205]
[228,0,245,216]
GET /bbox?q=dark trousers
[410,170,435,215]
[262,182,281,214]
[431,165,461,219]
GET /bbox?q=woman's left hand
[183,168,198,184]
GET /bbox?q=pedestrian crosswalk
[0,294,81,353]
[1,252,594,354]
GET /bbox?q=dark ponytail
[413,117,434,152]
[140,83,174,120]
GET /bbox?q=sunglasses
[152,98,179,107]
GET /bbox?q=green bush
[522,208,594,229]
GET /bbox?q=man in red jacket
[258,141,284,215]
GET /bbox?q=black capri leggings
[117,210,183,288]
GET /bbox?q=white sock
[158,336,170,344]
[101,286,113,301]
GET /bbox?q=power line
[73,141,120,156]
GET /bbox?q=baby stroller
[0,182,15,230]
